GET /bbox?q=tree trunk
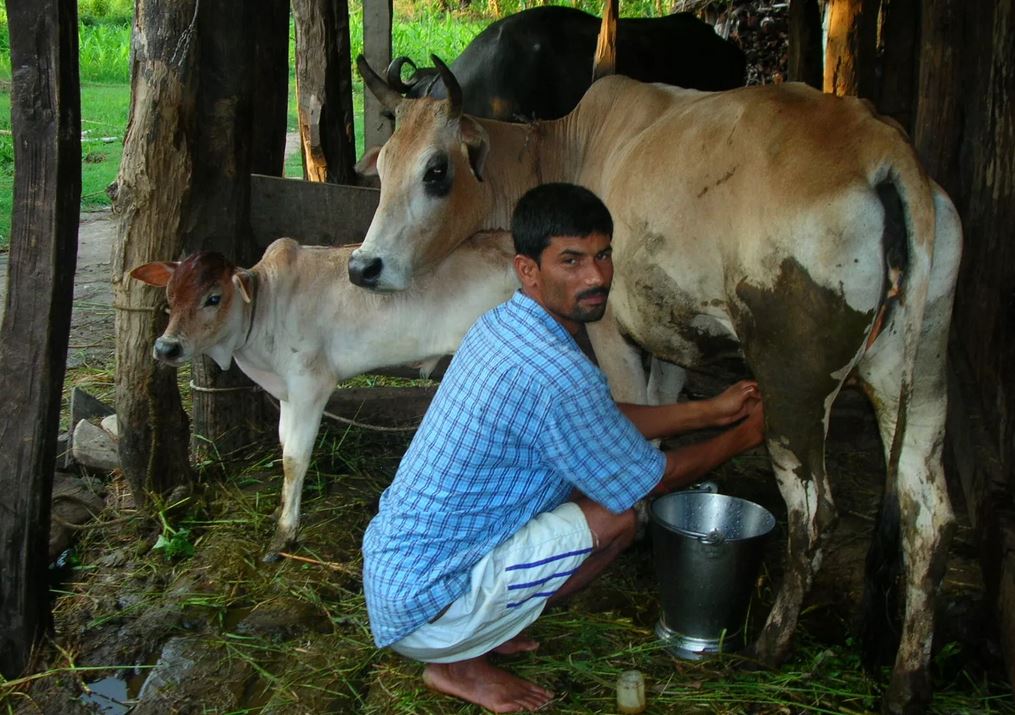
[876,0,919,133]
[0,0,80,678]
[292,0,358,184]
[787,0,823,89]
[824,0,880,97]
[111,0,197,502]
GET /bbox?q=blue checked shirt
[362,291,666,647]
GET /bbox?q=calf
[131,233,517,559]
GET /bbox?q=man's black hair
[511,183,613,263]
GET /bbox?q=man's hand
[710,380,761,426]
[736,397,766,450]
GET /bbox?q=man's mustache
[577,287,609,301]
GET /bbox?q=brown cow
[349,58,963,712]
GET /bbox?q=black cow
[387,6,746,122]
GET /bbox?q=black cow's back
[421,6,744,121]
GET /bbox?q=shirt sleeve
[537,372,666,514]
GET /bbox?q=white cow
[351,57,963,712]
[131,233,518,559]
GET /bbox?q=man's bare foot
[493,633,540,655]
[423,655,554,713]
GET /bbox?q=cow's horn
[431,55,462,119]
[357,54,402,112]
[385,56,418,93]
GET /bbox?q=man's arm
[617,380,760,440]
[649,402,765,496]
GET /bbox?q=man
[362,183,764,713]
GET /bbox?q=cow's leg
[855,190,961,713]
[731,260,877,665]
[265,381,330,561]
[586,307,650,403]
[748,402,838,664]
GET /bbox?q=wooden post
[823,0,880,97]
[252,0,291,177]
[182,0,288,462]
[592,0,619,82]
[932,0,1015,684]
[875,0,920,133]
[912,0,963,194]
[292,0,358,184]
[0,0,80,678]
[787,0,823,89]
[363,0,394,150]
[111,0,197,501]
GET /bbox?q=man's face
[515,232,614,333]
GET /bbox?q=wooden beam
[0,0,80,678]
[823,0,880,97]
[249,174,379,251]
[363,0,394,150]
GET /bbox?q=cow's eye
[423,161,447,184]
[204,294,221,307]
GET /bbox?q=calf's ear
[130,261,177,287]
[233,270,255,304]
[460,116,489,182]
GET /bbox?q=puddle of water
[81,670,146,714]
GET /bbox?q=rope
[188,380,262,394]
[264,394,420,433]
[112,303,161,313]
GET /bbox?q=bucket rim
[650,491,776,541]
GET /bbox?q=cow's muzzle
[153,337,184,363]
[348,254,384,288]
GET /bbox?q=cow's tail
[859,141,937,671]
[592,0,618,82]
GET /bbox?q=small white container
[616,670,646,714]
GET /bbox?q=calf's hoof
[262,529,298,563]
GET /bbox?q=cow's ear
[460,116,489,182]
[232,270,255,304]
[130,261,177,287]
[355,146,381,177]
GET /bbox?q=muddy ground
[0,206,1009,712]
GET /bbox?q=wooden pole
[0,0,80,678]
[824,0,880,97]
[363,0,394,150]
[787,0,823,89]
[592,0,619,82]
[183,0,287,462]
[876,0,920,133]
[111,0,197,501]
[292,0,358,184]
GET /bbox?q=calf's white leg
[265,379,332,561]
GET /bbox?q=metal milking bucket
[650,490,775,659]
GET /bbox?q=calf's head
[352,55,491,291]
[130,252,254,370]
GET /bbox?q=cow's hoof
[883,668,930,715]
